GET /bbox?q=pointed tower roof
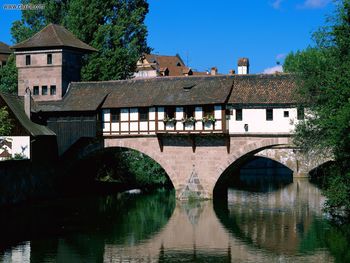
[11,23,97,52]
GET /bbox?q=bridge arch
[104,137,181,192]
[212,137,291,195]
[62,137,176,190]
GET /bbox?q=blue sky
[0,0,334,74]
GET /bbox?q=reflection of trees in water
[214,179,328,255]
[0,190,175,263]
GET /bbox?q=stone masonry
[103,135,329,200]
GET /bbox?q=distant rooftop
[0,42,11,54]
[11,23,97,52]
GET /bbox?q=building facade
[5,24,303,156]
[11,24,96,101]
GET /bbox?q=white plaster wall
[130,122,138,131]
[195,107,202,119]
[133,70,157,78]
[149,107,156,120]
[214,106,222,119]
[140,122,148,131]
[176,107,184,119]
[111,123,119,131]
[121,123,128,131]
[130,108,138,121]
[175,107,183,130]
[215,120,222,130]
[229,108,298,134]
[158,122,164,130]
[158,107,165,119]
[120,109,129,121]
[102,110,110,122]
[149,121,156,131]
[238,66,248,75]
[195,121,203,130]
[157,107,164,130]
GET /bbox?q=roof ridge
[71,75,233,85]
[11,23,54,49]
[51,24,64,46]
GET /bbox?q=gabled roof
[11,24,97,52]
[0,92,55,136]
[35,76,234,111]
[229,74,299,105]
[35,74,299,112]
[142,54,190,77]
[0,42,11,54]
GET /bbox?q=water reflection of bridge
[102,179,331,263]
[1,180,334,263]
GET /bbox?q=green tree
[0,54,18,94]
[11,0,150,81]
[0,107,13,135]
[284,0,350,219]
[123,150,169,187]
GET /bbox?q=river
[0,166,349,262]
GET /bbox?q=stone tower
[11,24,97,101]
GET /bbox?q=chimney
[24,87,31,119]
[237,58,249,75]
[210,67,218,75]
[229,69,235,75]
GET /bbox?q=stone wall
[104,136,292,200]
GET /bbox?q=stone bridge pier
[103,135,330,200]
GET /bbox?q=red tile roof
[229,74,299,105]
[143,54,190,76]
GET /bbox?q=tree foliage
[11,0,150,81]
[0,54,18,94]
[284,0,350,219]
[123,150,169,187]
[0,107,13,136]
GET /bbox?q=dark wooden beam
[190,134,196,153]
[157,133,164,152]
[226,134,230,154]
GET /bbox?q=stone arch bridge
[72,134,330,200]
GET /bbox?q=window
[111,109,120,122]
[165,106,175,118]
[47,54,52,64]
[297,107,305,120]
[266,109,273,121]
[203,105,214,117]
[50,85,56,95]
[42,85,48,95]
[184,106,194,118]
[139,108,149,121]
[284,111,289,118]
[236,109,243,121]
[33,86,39,95]
[25,55,31,65]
